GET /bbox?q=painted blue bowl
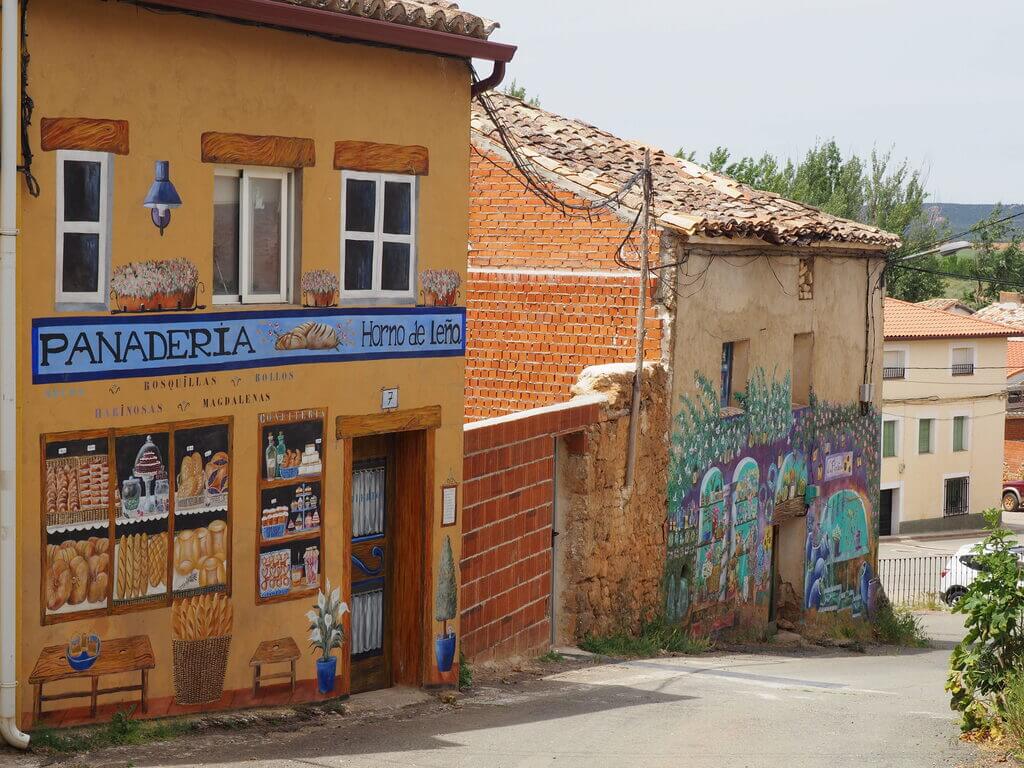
[66,648,100,671]
[279,466,299,479]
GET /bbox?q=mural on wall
[665,370,879,635]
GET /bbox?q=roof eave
[142,0,517,62]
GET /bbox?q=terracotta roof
[975,301,1024,330]
[884,298,1018,340]
[471,94,900,249]
[1008,340,1024,378]
[916,298,974,314]
[278,0,497,39]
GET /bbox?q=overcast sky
[469,0,1020,204]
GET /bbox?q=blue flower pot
[316,655,337,694]
[435,632,456,673]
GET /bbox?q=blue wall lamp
[143,160,182,236]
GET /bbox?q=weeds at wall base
[872,603,930,647]
[579,617,711,658]
[458,650,473,690]
[30,708,195,755]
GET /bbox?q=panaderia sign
[32,307,465,384]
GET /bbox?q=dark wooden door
[350,436,394,693]
[879,489,893,536]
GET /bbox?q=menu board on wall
[257,409,326,605]
[40,417,233,625]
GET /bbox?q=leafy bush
[873,602,929,647]
[580,617,710,658]
[947,509,1024,732]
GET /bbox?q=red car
[1003,480,1024,511]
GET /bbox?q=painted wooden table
[249,637,300,696]
[28,635,155,723]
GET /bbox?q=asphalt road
[7,614,975,768]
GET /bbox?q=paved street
[3,614,977,768]
[880,511,1024,559]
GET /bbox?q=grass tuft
[30,707,194,755]
[1003,673,1024,756]
[579,617,711,658]
[537,650,564,663]
[872,602,930,647]
[458,650,473,690]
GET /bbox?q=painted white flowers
[301,269,340,295]
[307,578,349,661]
[419,269,460,306]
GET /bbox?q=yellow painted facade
[881,336,1007,530]
[14,0,474,727]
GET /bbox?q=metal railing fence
[877,555,948,606]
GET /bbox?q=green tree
[504,79,540,107]
[687,141,948,301]
[966,204,1024,305]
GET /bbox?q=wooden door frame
[337,406,440,694]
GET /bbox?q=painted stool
[249,637,300,696]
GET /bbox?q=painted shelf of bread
[112,530,168,605]
[172,520,229,596]
[175,449,229,515]
[44,535,111,617]
[45,455,110,531]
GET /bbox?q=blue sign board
[32,306,466,384]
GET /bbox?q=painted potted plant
[307,578,349,694]
[434,535,458,673]
[301,269,339,307]
[420,268,461,307]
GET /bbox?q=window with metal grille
[944,476,969,517]
[883,349,906,380]
[951,346,975,376]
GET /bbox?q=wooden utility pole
[624,150,651,493]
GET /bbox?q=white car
[940,542,1024,605]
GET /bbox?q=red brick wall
[466,143,667,422]
[460,401,601,662]
[1007,417,1024,442]
[469,146,655,273]
[466,271,663,420]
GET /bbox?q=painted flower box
[111,258,200,313]
[301,270,339,308]
[420,269,460,307]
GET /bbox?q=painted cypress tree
[435,535,457,636]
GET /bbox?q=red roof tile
[884,298,1018,341]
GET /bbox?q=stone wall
[555,362,669,642]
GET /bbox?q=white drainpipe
[0,0,29,750]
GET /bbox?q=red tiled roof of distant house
[884,298,1018,340]
[915,298,974,314]
[1008,340,1024,379]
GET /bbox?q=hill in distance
[925,202,1024,241]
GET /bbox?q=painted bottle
[265,434,277,481]
[276,432,286,477]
